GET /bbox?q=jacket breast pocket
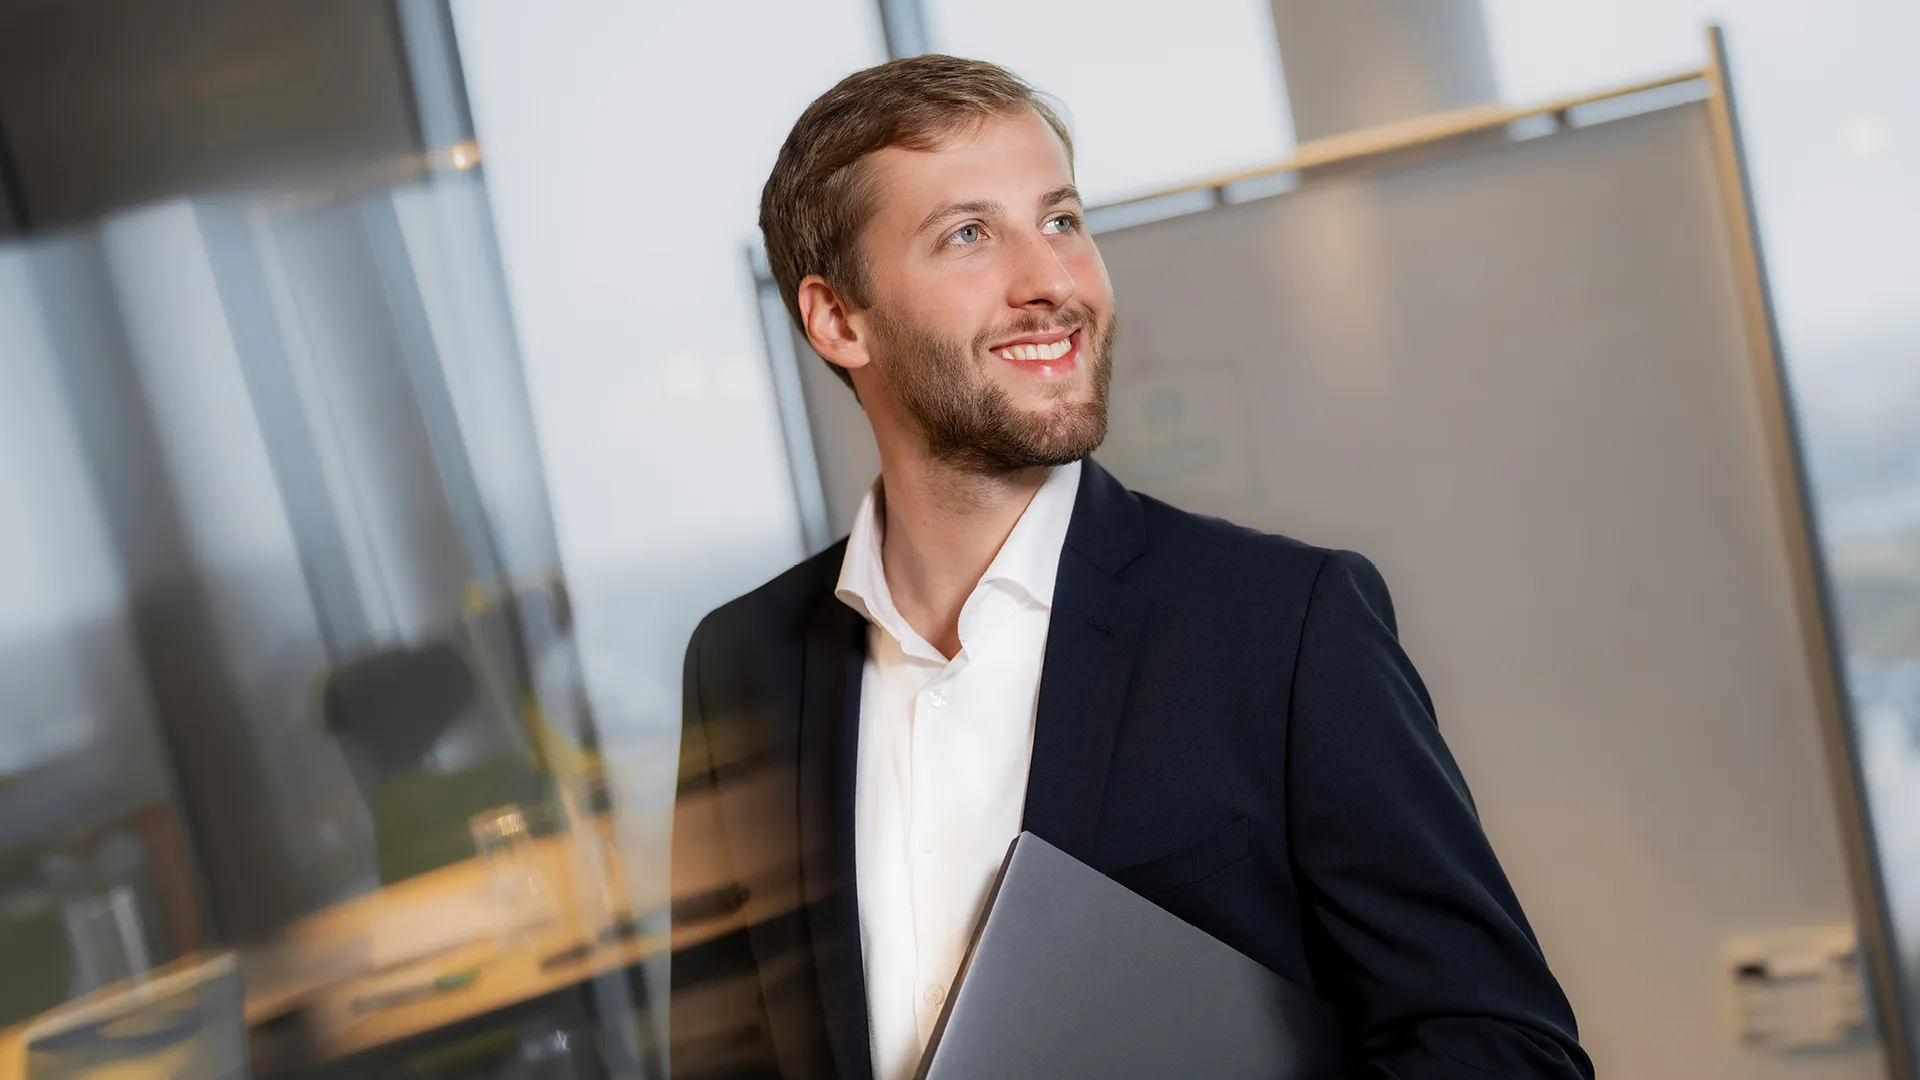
[1108,816,1251,899]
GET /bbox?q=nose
[1006,227,1076,310]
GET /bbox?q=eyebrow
[915,199,1000,238]
[1040,184,1082,210]
[913,185,1086,238]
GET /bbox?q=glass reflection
[0,101,665,1080]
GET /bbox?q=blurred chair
[318,572,606,884]
[319,641,546,885]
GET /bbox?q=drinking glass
[470,803,555,946]
[567,772,641,942]
[60,885,152,993]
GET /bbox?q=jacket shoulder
[1132,493,1393,616]
[691,539,846,651]
[1133,493,1344,574]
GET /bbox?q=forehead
[863,109,1074,222]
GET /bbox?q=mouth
[989,327,1082,378]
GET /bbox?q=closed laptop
[916,831,1349,1080]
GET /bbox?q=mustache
[975,305,1101,350]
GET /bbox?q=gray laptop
[915,831,1350,1080]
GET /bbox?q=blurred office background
[0,0,1913,1077]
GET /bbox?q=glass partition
[0,3,674,1069]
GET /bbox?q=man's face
[850,108,1116,474]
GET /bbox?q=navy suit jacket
[670,459,1591,1080]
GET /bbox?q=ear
[797,274,871,377]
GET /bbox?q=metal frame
[1093,67,1707,219]
[361,192,509,592]
[746,243,834,553]
[198,201,379,658]
[391,0,479,155]
[874,0,930,58]
[1703,24,1916,1077]
[0,110,26,235]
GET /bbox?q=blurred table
[0,779,790,1076]
[264,827,663,1063]
[0,953,236,1079]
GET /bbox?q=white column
[1268,0,1498,142]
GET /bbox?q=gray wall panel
[1089,103,1863,1080]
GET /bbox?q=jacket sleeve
[1286,550,1594,1079]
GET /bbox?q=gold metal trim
[1096,69,1706,212]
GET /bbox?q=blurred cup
[470,804,555,947]
[567,772,641,942]
[61,885,152,993]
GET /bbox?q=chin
[1007,375,1093,408]
[1027,398,1108,443]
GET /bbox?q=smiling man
[670,56,1591,1080]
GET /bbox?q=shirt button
[926,687,949,708]
[917,833,937,854]
[924,984,946,1006]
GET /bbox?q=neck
[876,451,1051,659]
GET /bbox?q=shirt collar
[977,458,1080,608]
[834,460,1082,653]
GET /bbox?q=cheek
[930,266,1012,343]
[883,268,985,340]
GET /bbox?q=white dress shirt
[834,460,1082,1080]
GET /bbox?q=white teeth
[999,337,1073,362]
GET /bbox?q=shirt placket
[909,658,957,1046]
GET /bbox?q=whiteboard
[786,102,1880,1080]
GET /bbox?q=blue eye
[950,224,982,245]
[1042,213,1079,235]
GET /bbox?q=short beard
[868,307,1115,477]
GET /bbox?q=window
[450,0,886,749]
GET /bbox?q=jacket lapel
[797,591,875,1080]
[1022,459,1149,863]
